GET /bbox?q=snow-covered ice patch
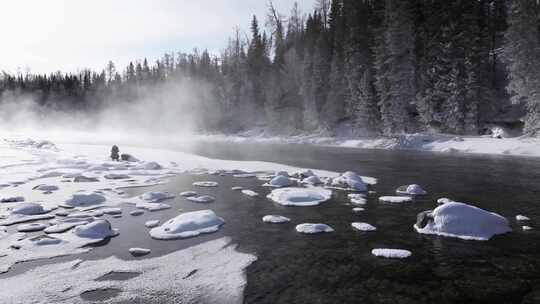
[351,222,377,232]
[262,215,291,223]
[17,223,48,232]
[149,210,224,240]
[33,184,59,192]
[130,210,144,216]
[414,202,511,241]
[104,173,131,180]
[145,220,160,228]
[516,214,530,221]
[1,196,24,203]
[302,175,323,185]
[129,247,151,256]
[437,198,454,205]
[231,186,243,191]
[296,223,334,234]
[379,196,413,203]
[140,191,174,202]
[64,193,106,207]
[352,207,365,213]
[349,193,367,205]
[330,171,368,191]
[371,248,412,259]
[267,187,332,207]
[522,226,533,231]
[396,184,427,195]
[180,191,197,197]
[193,181,219,187]
[11,202,49,215]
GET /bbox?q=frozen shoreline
[198,132,540,158]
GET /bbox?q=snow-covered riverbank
[201,132,540,158]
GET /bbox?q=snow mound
[129,247,151,256]
[396,184,427,195]
[11,202,47,215]
[140,191,175,202]
[263,175,293,188]
[352,207,365,212]
[379,196,413,203]
[296,223,334,234]
[186,195,215,203]
[102,208,122,215]
[351,222,376,232]
[149,210,225,240]
[275,170,289,177]
[65,193,106,207]
[414,202,512,241]
[72,220,118,239]
[292,169,315,178]
[371,248,412,259]
[33,184,59,192]
[349,193,367,205]
[231,186,243,191]
[516,214,530,221]
[262,215,291,223]
[437,198,454,205]
[1,196,24,203]
[241,189,259,197]
[523,226,533,231]
[193,181,219,187]
[180,191,197,197]
[145,220,160,228]
[267,187,332,207]
[130,210,144,216]
[302,175,322,185]
[17,223,48,232]
[331,171,368,191]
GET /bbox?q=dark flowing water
[5,142,540,303]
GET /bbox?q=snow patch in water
[150,210,224,240]
[262,215,291,223]
[295,223,334,234]
[267,187,332,207]
[379,196,413,203]
[371,248,411,259]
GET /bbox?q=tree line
[1,0,539,136]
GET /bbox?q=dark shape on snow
[416,210,433,229]
[111,145,120,161]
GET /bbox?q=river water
[6,142,540,303]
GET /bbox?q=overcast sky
[0,0,316,74]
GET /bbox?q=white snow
[330,171,368,191]
[231,186,243,191]
[149,210,225,240]
[71,220,118,239]
[267,187,332,206]
[522,226,533,231]
[516,214,530,221]
[349,193,367,205]
[295,223,334,234]
[0,196,24,203]
[396,184,427,195]
[130,210,144,216]
[371,248,412,259]
[64,193,106,207]
[17,223,48,232]
[180,191,198,197]
[145,220,160,228]
[102,207,122,215]
[186,195,215,203]
[263,175,293,188]
[379,196,413,203]
[129,247,151,256]
[414,202,512,241]
[193,181,219,187]
[351,222,377,232]
[0,237,255,304]
[302,175,323,185]
[140,191,175,202]
[132,191,174,211]
[262,215,291,223]
[241,189,259,197]
[352,207,365,212]
[437,198,454,205]
[104,173,130,180]
[11,202,48,215]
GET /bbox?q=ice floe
[379,196,413,203]
[330,171,368,191]
[351,222,376,232]
[140,191,175,202]
[11,202,49,215]
[302,175,323,185]
[371,248,411,259]
[17,223,48,232]
[437,198,454,205]
[149,210,225,240]
[71,220,118,239]
[241,189,259,197]
[193,181,219,187]
[180,191,198,197]
[231,186,243,191]
[1,196,25,203]
[352,207,365,212]
[414,202,512,241]
[396,184,427,195]
[262,215,291,223]
[296,223,334,234]
[522,226,533,231]
[516,214,530,221]
[129,247,151,256]
[349,193,367,205]
[267,187,332,206]
[130,210,144,216]
[186,195,215,204]
[102,207,122,215]
[145,220,160,228]
[64,193,106,207]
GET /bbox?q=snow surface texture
[150,210,225,240]
[262,215,291,223]
[241,189,259,197]
[263,175,293,188]
[204,132,540,158]
[330,171,368,191]
[296,223,334,234]
[267,187,333,206]
[371,249,412,259]
[396,184,427,195]
[0,237,256,304]
[414,202,512,241]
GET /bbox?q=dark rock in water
[416,210,433,229]
[74,175,99,183]
[121,153,138,162]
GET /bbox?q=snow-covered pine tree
[505,0,540,136]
